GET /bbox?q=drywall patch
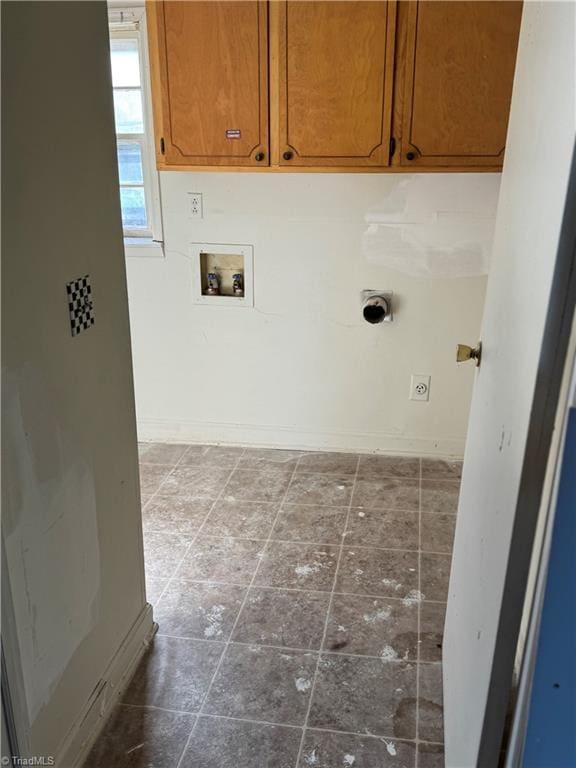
[362,174,501,278]
[3,366,101,724]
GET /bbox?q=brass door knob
[456,342,482,367]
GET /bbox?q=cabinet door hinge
[389,137,396,158]
[160,137,165,155]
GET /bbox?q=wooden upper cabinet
[147,0,522,172]
[398,1,522,168]
[147,1,269,167]
[274,1,397,167]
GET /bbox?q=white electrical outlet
[410,374,431,401]
[188,192,203,219]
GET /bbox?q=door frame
[478,144,576,762]
[1,534,31,759]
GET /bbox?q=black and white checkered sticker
[66,275,94,337]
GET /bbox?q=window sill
[124,238,165,259]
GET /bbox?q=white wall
[129,171,497,456]
[2,2,151,764]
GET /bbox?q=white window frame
[109,5,164,257]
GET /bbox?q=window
[109,7,163,251]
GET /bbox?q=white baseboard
[137,417,465,458]
[55,603,156,768]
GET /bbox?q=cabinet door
[399,1,522,168]
[276,1,397,168]
[148,1,268,167]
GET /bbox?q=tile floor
[87,444,462,768]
